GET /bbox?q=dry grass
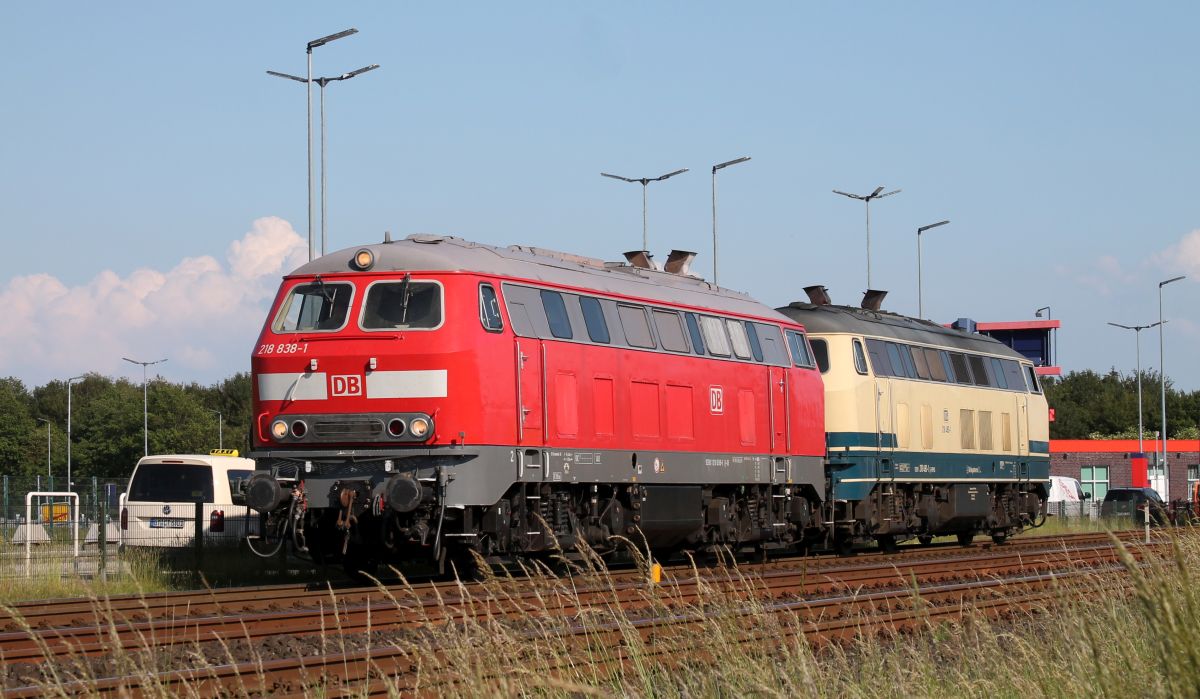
[5,533,1200,697]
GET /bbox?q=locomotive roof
[777,302,1026,360]
[291,234,796,323]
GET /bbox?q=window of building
[652,309,690,353]
[360,279,442,330]
[1081,465,1109,500]
[853,340,869,375]
[578,296,609,344]
[1188,465,1200,499]
[479,284,503,332]
[540,290,573,339]
[618,304,655,348]
[810,338,830,373]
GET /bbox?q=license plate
[149,518,185,529]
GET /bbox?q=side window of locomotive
[578,296,610,344]
[699,315,732,357]
[755,323,789,366]
[539,290,573,339]
[479,284,503,332]
[274,281,354,333]
[361,280,442,330]
[852,339,869,375]
[885,343,914,379]
[899,345,919,379]
[989,357,1008,389]
[866,339,893,376]
[1003,360,1025,392]
[743,322,764,362]
[683,313,706,355]
[786,331,816,369]
[806,338,825,372]
[618,304,656,348]
[967,354,991,386]
[1025,365,1043,394]
[910,345,932,380]
[725,319,753,360]
[939,351,957,383]
[949,352,973,385]
[922,348,947,381]
[652,310,690,353]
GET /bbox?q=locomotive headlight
[409,417,431,438]
[352,248,375,271]
[270,419,289,440]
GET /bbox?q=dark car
[1100,488,1169,525]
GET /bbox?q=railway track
[0,529,1165,695]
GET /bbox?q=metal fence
[1046,500,1103,520]
[0,475,268,583]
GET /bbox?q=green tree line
[1043,369,1200,440]
[0,373,252,483]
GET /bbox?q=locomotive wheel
[875,535,898,553]
[834,535,855,557]
[956,531,975,547]
[917,535,934,547]
[990,531,1008,545]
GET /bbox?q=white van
[120,451,258,549]
[1047,476,1090,518]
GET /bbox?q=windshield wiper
[399,273,412,325]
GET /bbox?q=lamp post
[916,220,950,318]
[711,157,751,285]
[66,375,84,491]
[1158,275,1186,481]
[269,63,379,257]
[208,409,223,450]
[123,357,167,459]
[1107,321,1163,453]
[36,418,50,478]
[1035,306,1055,366]
[833,186,901,290]
[600,168,688,252]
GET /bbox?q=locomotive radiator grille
[313,417,385,438]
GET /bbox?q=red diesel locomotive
[245,234,826,570]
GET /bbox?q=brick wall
[1051,448,1200,501]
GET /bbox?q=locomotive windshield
[361,279,443,330]
[273,280,354,333]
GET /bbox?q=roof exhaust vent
[804,285,831,305]
[623,250,659,270]
[383,230,393,243]
[664,250,697,275]
[861,290,887,311]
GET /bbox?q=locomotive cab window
[1025,365,1042,393]
[786,331,815,368]
[852,340,868,375]
[361,278,442,330]
[274,280,354,333]
[479,283,503,332]
[808,338,829,373]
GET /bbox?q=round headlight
[352,248,375,271]
[290,420,308,438]
[409,417,430,438]
[270,420,289,440]
[387,418,407,437]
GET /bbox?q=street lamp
[208,409,223,450]
[833,186,901,290]
[267,27,358,262]
[66,375,84,491]
[1107,321,1163,453]
[711,157,751,285]
[1035,306,1055,366]
[36,418,50,478]
[269,63,379,257]
[601,168,688,252]
[123,357,167,459]
[1158,275,1186,481]
[916,220,950,318]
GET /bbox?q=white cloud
[0,216,305,386]
[1156,228,1200,278]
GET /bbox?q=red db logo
[709,386,724,415]
[331,375,363,397]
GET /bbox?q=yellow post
[650,562,662,585]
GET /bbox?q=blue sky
[2,2,1198,390]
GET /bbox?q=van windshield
[128,464,214,503]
